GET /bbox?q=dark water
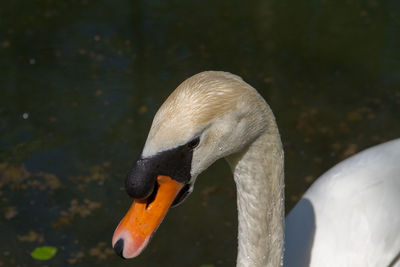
[0,0,399,266]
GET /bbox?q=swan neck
[227,124,284,267]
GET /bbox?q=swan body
[112,71,400,267]
[285,139,400,266]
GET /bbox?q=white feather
[285,139,400,267]
[145,71,400,267]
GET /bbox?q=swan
[112,71,400,266]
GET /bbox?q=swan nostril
[145,181,159,209]
[113,238,126,259]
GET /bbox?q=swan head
[112,71,270,259]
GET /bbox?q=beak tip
[113,238,126,259]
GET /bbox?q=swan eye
[187,137,200,150]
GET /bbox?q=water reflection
[0,0,399,266]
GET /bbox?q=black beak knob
[125,158,156,199]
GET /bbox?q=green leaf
[31,246,57,260]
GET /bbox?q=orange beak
[112,175,184,258]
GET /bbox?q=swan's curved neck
[227,117,284,267]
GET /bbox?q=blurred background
[0,0,399,266]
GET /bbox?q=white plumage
[285,138,400,266]
[130,71,400,266]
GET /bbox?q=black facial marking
[172,183,191,207]
[125,138,199,199]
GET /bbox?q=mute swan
[112,71,400,266]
